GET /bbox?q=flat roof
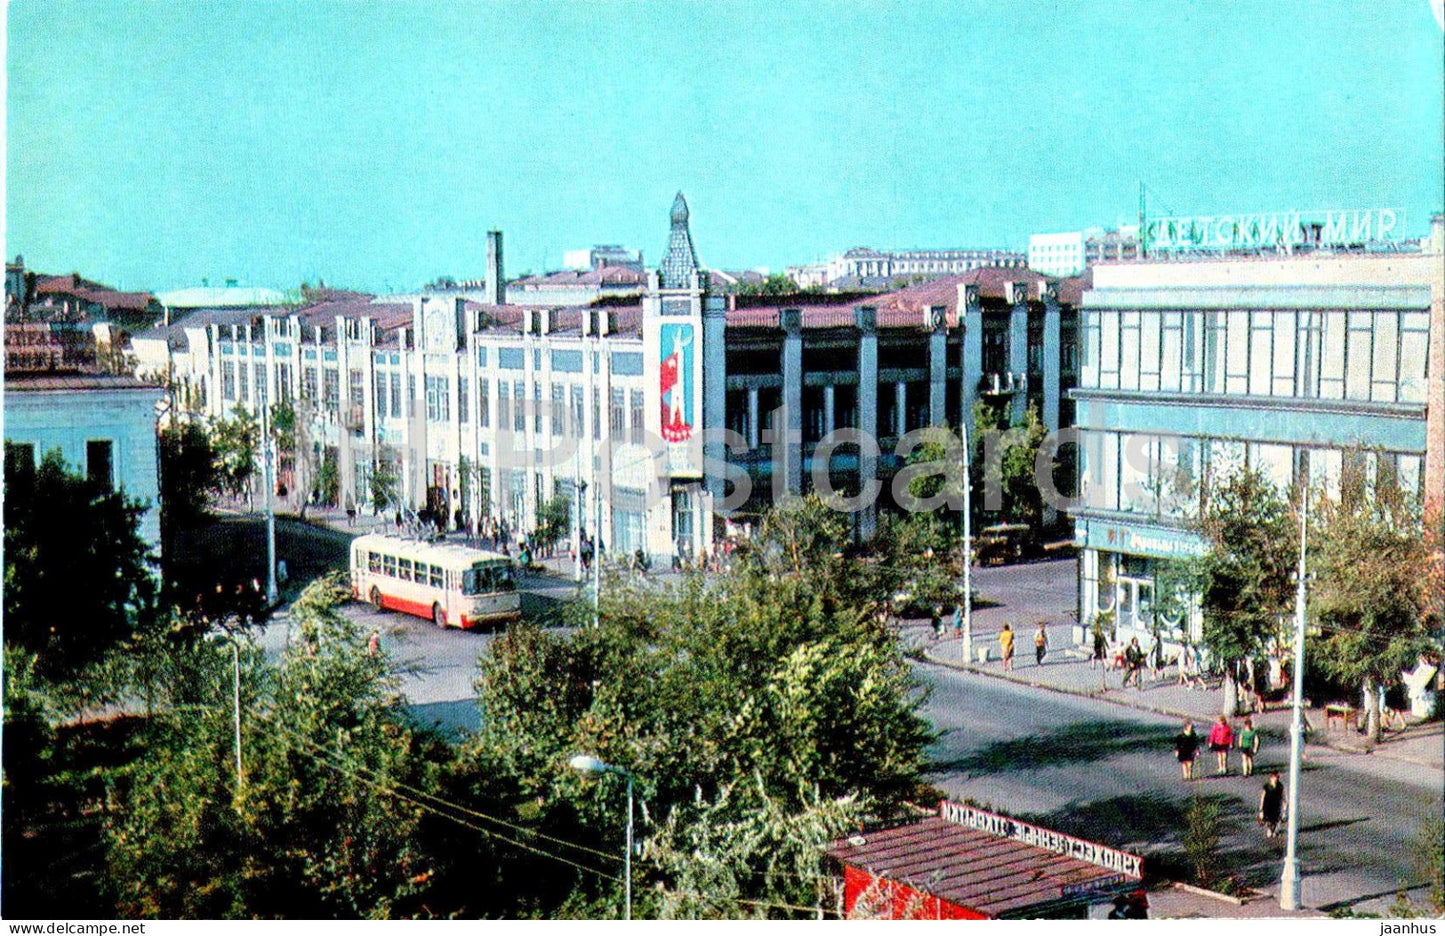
[4,370,163,393]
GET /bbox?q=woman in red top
[1208,715,1235,775]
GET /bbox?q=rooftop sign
[1143,208,1403,254]
[940,802,1143,879]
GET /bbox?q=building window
[570,386,584,438]
[629,389,644,440]
[551,383,565,437]
[302,366,318,402]
[459,377,470,423]
[514,381,526,432]
[375,371,388,418]
[610,388,625,440]
[238,359,250,401]
[426,376,451,422]
[533,382,544,434]
[349,369,365,406]
[323,368,340,414]
[254,363,268,405]
[499,382,512,431]
[390,372,402,418]
[5,442,35,480]
[479,379,490,428]
[86,439,113,491]
[275,363,293,402]
[222,361,237,401]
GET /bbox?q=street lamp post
[957,420,973,662]
[1279,487,1309,910]
[569,754,634,920]
[260,401,278,606]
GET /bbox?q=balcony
[979,372,1026,396]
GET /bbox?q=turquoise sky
[6,0,1443,293]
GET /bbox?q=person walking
[1208,715,1235,775]
[1174,720,1200,781]
[1238,716,1260,777]
[1122,637,1145,688]
[366,628,381,656]
[1091,624,1107,670]
[999,624,1015,671]
[1034,623,1048,666]
[931,605,944,642]
[1259,771,1286,838]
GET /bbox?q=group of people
[1174,716,1286,837]
[993,623,1051,671]
[1091,632,1170,689]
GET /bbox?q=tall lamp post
[1279,487,1309,910]
[569,754,635,920]
[957,419,974,662]
[260,400,278,606]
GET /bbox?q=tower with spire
[642,191,724,565]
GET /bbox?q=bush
[1182,797,1223,888]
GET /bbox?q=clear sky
[5,0,1443,293]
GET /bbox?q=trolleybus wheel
[433,603,446,628]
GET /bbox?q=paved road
[918,659,1440,915]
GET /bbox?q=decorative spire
[660,191,700,289]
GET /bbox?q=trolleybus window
[463,562,514,595]
[428,565,444,588]
[368,551,381,573]
[398,558,413,581]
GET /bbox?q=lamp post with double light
[569,754,635,919]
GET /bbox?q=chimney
[486,231,505,306]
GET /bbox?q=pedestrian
[345,496,356,527]
[953,604,963,639]
[367,628,381,655]
[1259,771,1286,838]
[1034,622,1048,666]
[999,624,1015,671]
[1174,720,1200,781]
[931,605,944,642]
[1177,643,1192,687]
[1091,624,1107,670]
[1238,716,1260,777]
[1208,715,1235,775]
[1151,635,1165,681]
[1122,637,1145,688]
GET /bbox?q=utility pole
[957,419,974,662]
[232,637,243,797]
[261,399,278,606]
[1279,487,1309,910]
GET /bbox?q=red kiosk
[828,801,1147,920]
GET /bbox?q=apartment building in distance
[1070,210,1444,651]
[1028,227,1140,278]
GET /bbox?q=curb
[920,648,1444,769]
[1170,882,1250,906]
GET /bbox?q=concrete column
[1425,215,1444,526]
[928,309,947,426]
[1043,294,1062,433]
[1009,296,1029,425]
[857,306,879,540]
[895,380,907,435]
[703,295,728,513]
[960,286,983,436]
[781,308,803,496]
[747,386,760,450]
[823,384,836,435]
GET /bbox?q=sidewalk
[919,622,1444,772]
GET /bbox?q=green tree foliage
[105,576,432,918]
[469,496,934,917]
[1185,467,1296,714]
[973,402,1051,531]
[210,406,259,500]
[158,421,220,536]
[532,495,572,551]
[3,447,157,680]
[370,447,401,513]
[314,446,340,507]
[1307,463,1441,743]
[732,273,799,297]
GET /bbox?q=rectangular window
[348,369,364,407]
[1160,313,1182,392]
[383,554,397,577]
[223,361,237,400]
[1119,312,1140,391]
[1400,312,1429,403]
[301,366,318,402]
[5,442,35,479]
[630,389,645,439]
[1249,310,1272,396]
[276,363,292,402]
[533,382,544,434]
[1319,312,1346,398]
[479,379,490,427]
[593,387,602,440]
[610,388,625,440]
[1371,311,1398,403]
[458,377,470,423]
[368,551,381,573]
[375,371,388,418]
[323,368,340,413]
[86,439,114,490]
[1098,311,1119,388]
[1271,311,1295,397]
[1225,310,1249,395]
[1345,312,1373,400]
[430,565,444,589]
[426,375,451,422]
[253,363,267,405]
[239,359,250,400]
[551,383,565,437]
[514,381,527,432]
[1137,312,1161,392]
[390,372,402,418]
[571,386,585,438]
[397,558,414,582]
[499,382,512,430]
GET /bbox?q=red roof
[828,808,1142,918]
[33,274,157,312]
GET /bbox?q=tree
[369,446,401,513]
[158,421,220,538]
[532,494,572,551]
[210,406,259,503]
[106,575,434,918]
[3,447,157,680]
[1308,464,1441,743]
[973,402,1051,533]
[1187,468,1297,715]
[732,273,799,297]
[469,497,934,917]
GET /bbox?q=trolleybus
[350,533,519,629]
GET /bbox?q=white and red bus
[350,533,520,629]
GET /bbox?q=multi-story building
[141,195,1085,563]
[825,247,1026,290]
[1028,227,1140,277]
[1070,214,1444,649]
